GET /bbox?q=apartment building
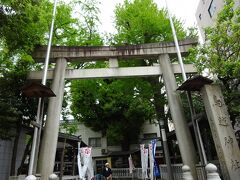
[195,0,225,40]
[196,0,240,40]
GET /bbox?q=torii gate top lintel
[32,39,198,62]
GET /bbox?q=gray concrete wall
[0,140,13,180]
[0,130,28,180]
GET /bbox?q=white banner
[140,144,145,176]
[140,144,148,179]
[128,154,135,174]
[78,144,94,180]
[149,143,154,180]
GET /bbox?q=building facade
[196,0,240,41]
[75,121,162,174]
[195,0,225,40]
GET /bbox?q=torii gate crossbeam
[28,64,196,80]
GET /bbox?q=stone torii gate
[29,39,199,179]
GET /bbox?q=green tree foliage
[59,0,104,134]
[0,0,102,138]
[191,0,240,125]
[53,0,103,46]
[111,0,195,129]
[113,0,188,45]
[0,0,52,139]
[0,0,51,53]
[60,83,80,135]
[70,1,195,151]
[71,74,155,150]
[0,0,102,174]
[0,45,36,140]
[0,0,102,50]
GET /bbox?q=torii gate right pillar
[159,54,198,178]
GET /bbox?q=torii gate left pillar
[37,58,67,179]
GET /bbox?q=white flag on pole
[140,144,148,179]
[78,145,94,180]
[149,143,154,180]
[128,154,135,174]
[140,144,145,176]
[77,142,83,179]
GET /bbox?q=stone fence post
[49,173,58,180]
[182,165,194,180]
[25,175,36,180]
[205,163,221,180]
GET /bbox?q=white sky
[99,0,200,33]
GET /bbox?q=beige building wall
[75,121,161,173]
[195,0,225,40]
[76,121,161,157]
[196,0,240,41]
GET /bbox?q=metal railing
[159,164,183,180]
[112,168,148,179]
[111,163,216,180]
[196,164,206,180]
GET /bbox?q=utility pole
[164,0,207,171]
[28,0,58,175]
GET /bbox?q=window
[142,133,158,146]
[143,133,157,139]
[208,0,217,18]
[89,137,101,147]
